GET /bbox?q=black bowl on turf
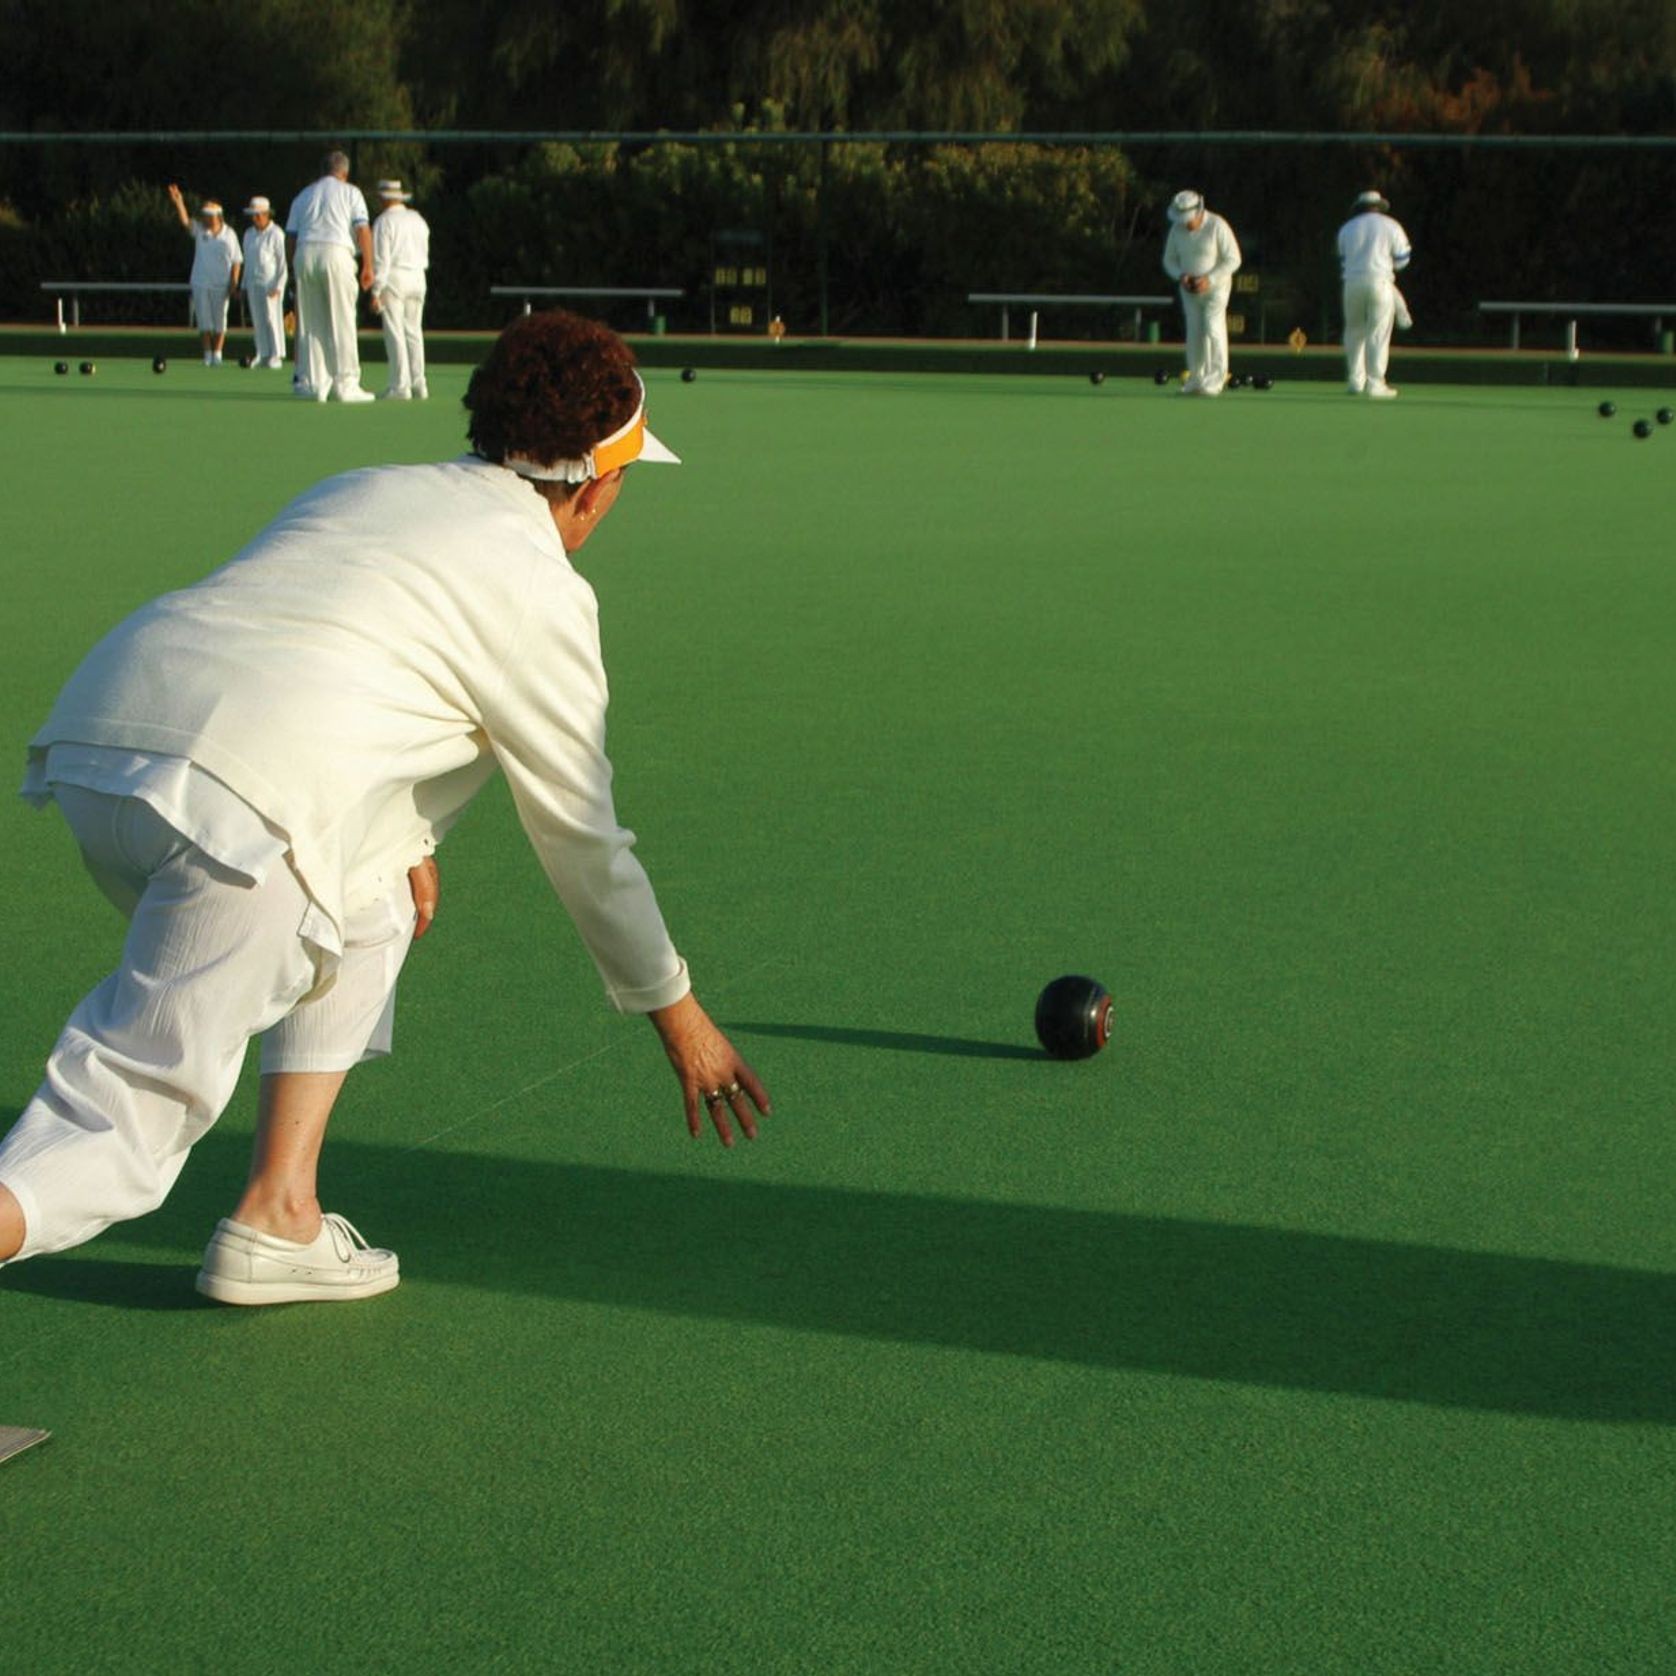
[1633,419,1653,439]
[1153,369,1170,386]
[79,362,95,375]
[152,357,168,374]
[1598,401,1617,418]
[1034,975,1113,1061]
[1089,370,1105,386]
[237,353,252,369]
[680,367,697,383]
[1658,408,1674,426]
[53,361,68,375]
[1253,374,1274,391]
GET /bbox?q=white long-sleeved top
[24,459,689,1014]
[1338,211,1412,282]
[242,221,287,292]
[286,175,370,251]
[1162,212,1242,287]
[372,205,430,296]
[189,223,241,287]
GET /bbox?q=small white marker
[0,1426,51,1466]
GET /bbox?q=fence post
[817,138,830,337]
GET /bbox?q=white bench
[490,285,684,325]
[41,281,193,331]
[967,291,1175,345]
[1480,300,1676,355]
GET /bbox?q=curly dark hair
[465,309,641,475]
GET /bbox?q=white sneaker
[211,352,223,366]
[1367,383,1399,399]
[334,384,376,404]
[203,351,215,367]
[412,382,429,401]
[378,387,411,401]
[196,1213,399,1305]
[263,356,284,369]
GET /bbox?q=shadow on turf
[12,1127,1676,1425]
[727,1020,1041,1061]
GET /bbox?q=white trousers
[295,243,362,394]
[1343,277,1396,390]
[378,277,427,394]
[246,285,286,363]
[1180,279,1232,393]
[0,789,413,1264]
[191,284,230,336]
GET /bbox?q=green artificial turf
[2,355,1675,1673]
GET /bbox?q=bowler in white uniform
[1338,189,1413,398]
[0,309,770,1305]
[1162,189,1242,396]
[167,185,242,366]
[240,196,288,368]
[370,179,431,400]
[285,150,376,403]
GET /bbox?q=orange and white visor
[504,374,680,483]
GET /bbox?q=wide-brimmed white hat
[377,179,412,201]
[1168,189,1205,224]
[243,196,271,215]
[1354,189,1391,212]
[503,373,680,483]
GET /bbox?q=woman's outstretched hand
[649,993,772,1146]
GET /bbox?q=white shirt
[372,205,430,296]
[1163,212,1241,287]
[189,224,241,288]
[285,175,371,252]
[1338,211,1412,283]
[25,459,689,1014]
[242,221,287,292]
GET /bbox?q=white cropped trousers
[0,788,413,1264]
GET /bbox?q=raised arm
[166,182,192,233]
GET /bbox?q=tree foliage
[0,0,1672,336]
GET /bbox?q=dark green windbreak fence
[3,130,1674,349]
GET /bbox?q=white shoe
[1367,383,1399,399]
[195,1213,399,1305]
[1180,374,1204,395]
[263,356,284,369]
[378,387,411,401]
[211,352,223,366]
[203,351,215,367]
[412,382,428,400]
[334,384,376,404]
